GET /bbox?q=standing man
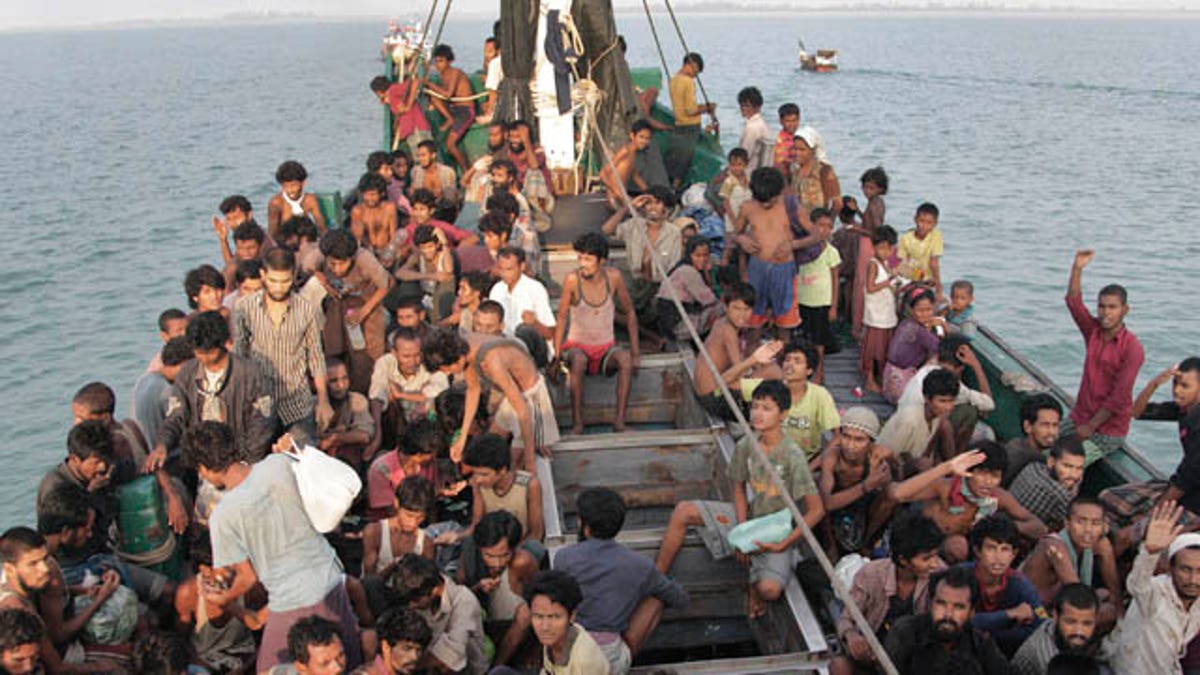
[184,422,362,672]
[736,86,771,171]
[1065,249,1144,463]
[234,247,333,444]
[666,53,716,189]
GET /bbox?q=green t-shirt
[796,242,843,308]
[727,433,818,519]
[740,379,842,459]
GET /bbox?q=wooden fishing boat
[798,44,839,73]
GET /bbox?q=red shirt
[404,219,473,247]
[1065,292,1144,437]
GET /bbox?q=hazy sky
[1,0,1192,30]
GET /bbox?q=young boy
[363,476,436,578]
[370,71,432,157]
[709,147,751,241]
[440,271,495,333]
[899,202,944,301]
[404,189,475,248]
[395,225,456,323]
[691,282,783,421]
[462,433,545,543]
[525,571,610,675]
[267,160,326,240]
[425,44,475,171]
[183,264,227,317]
[352,172,401,269]
[942,279,978,338]
[599,119,655,209]
[889,441,1047,563]
[554,233,639,435]
[366,420,443,521]
[771,102,802,173]
[736,86,770,170]
[796,207,842,383]
[741,341,839,463]
[962,514,1047,658]
[656,380,824,618]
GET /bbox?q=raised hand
[1144,499,1186,555]
[752,340,784,365]
[946,449,986,477]
[1073,249,1095,270]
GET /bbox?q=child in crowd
[370,66,432,156]
[851,166,888,340]
[859,226,899,394]
[772,102,802,174]
[942,279,978,338]
[656,380,824,619]
[395,225,456,323]
[267,160,326,240]
[691,282,783,421]
[899,202,944,301]
[796,208,842,384]
[461,433,545,543]
[363,475,436,579]
[352,172,402,269]
[717,148,751,237]
[733,167,801,343]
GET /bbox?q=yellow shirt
[898,228,943,282]
[542,624,611,675]
[669,74,701,126]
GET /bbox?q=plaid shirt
[1009,461,1075,530]
[233,291,325,426]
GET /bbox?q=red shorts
[748,275,801,329]
[562,341,618,376]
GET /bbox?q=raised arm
[888,449,984,503]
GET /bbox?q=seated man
[896,335,996,452]
[554,233,639,435]
[1010,584,1108,675]
[457,213,507,275]
[488,247,556,364]
[366,421,442,521]
[394,225,456,323]
[321,358,375,471]
[883,566,1009,675]
[440,272,495,333]
[473,300,505,336]
[480,159,532,220]
[1107,500,1200,675]
[1010,436,1087,531]
[456,511,539,668]
[411,139,462,203]
[554,488,689,675]
[351,172,402,270]
[403,188,476,248]
[831,513,946,675]
[961,514,1047,658]
[0,608,45,675]
[1004,393,1064,486]
[656,381,824,619]
[742,340,840,463]
[1019,496,1122,628]
[598,119,655,209]
[462,434,544,542]
[484,192,540,276]
[503,120,555,226]
[367,327,450,458]
[218,219,268,290]
[818,407,899,557]
[878,368,961,474]
[173,559,259,674]
[268,616,347,675]
[388,554,488,675]
[889,441,1047,563]
[691,283,783,421]
[352,608,432,675]
[424,45,474,172]
[524,571,611,675]
[363,476,436,584]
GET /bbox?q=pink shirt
[404,219,473,247]
[366,451,438,512]
[1066,292,1144,437]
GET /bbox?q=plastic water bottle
[346,312,366,351]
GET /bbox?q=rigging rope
[641,0,673,86]
[583,114,898,675]
[660,0,716,124]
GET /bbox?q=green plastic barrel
[116,476,182,580]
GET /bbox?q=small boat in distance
[799,40,839,72]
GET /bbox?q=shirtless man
[422,328,559,473]
[553,233,639,435]
[691,282,783,421]
[352,172,400,269]
[267,160,326,240]
[1019,496,1122,630]
[818,407,900,557]
[425,44,474,171]
[889,441,1047,563]
[599,119,655,210]
[733,167,824,342]
[411,142,460,207]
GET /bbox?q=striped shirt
[233,291,325,426]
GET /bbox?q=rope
[660,0,716,125]
[641,0,672,85]
[423,88,490,103]
[584,114,899,675]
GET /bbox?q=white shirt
[367,354,449,413]
[896,363,996,412]
[739,112,772,171]
[1107,545,1200,675]
[489,274,556,357]
[877,403,940,462]
[484,57,504,91]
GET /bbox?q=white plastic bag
[285,442,362,533]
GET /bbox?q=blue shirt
[957,562,1045,658]
[553,538,688,633]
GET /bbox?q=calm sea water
[1,13,1196,526]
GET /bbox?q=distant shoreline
[1,6,1196,34]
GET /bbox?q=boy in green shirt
[656,380,824,618]
[742,341,841,466]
